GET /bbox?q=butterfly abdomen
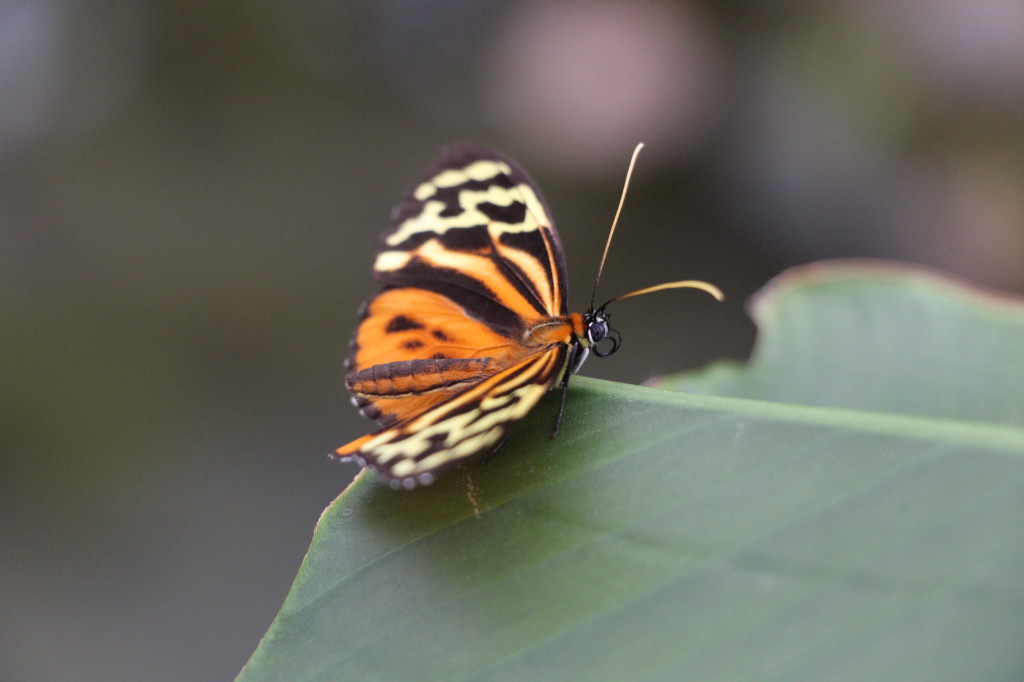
[347,357,493,398]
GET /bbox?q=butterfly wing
[345,286,518,426]
[375,144,568,331]
[346,145,569,425]
[335,345,568,489]
[337,145,575,487]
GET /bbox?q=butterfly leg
[551,377,570,438]
[551,342,584,438]
[479,431,511,467]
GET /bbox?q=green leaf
[656,260,1024,425]
[239,261,1024,682]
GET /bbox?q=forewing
[346,287,518,425]
[334,345,568,489]
[374,145,569,338]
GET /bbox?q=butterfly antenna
[590,142,645,311]
[598,280,724,310]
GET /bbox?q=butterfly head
[583,308,621,358]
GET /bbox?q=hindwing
[336,346,568,489]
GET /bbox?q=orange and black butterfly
[332,144,722,489]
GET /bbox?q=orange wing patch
[346,287,519,426]
[350,288,514,367]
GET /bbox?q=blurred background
[2,0,1022,679]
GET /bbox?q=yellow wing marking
[345,346,566,486]
[386,174,550,247]
[413,159,514,199]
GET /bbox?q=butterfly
[332,143,723,489]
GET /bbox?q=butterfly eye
[585,310,610,343]
[592,327,621,357]
[586,312,620,357]
[586,318,608,345]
